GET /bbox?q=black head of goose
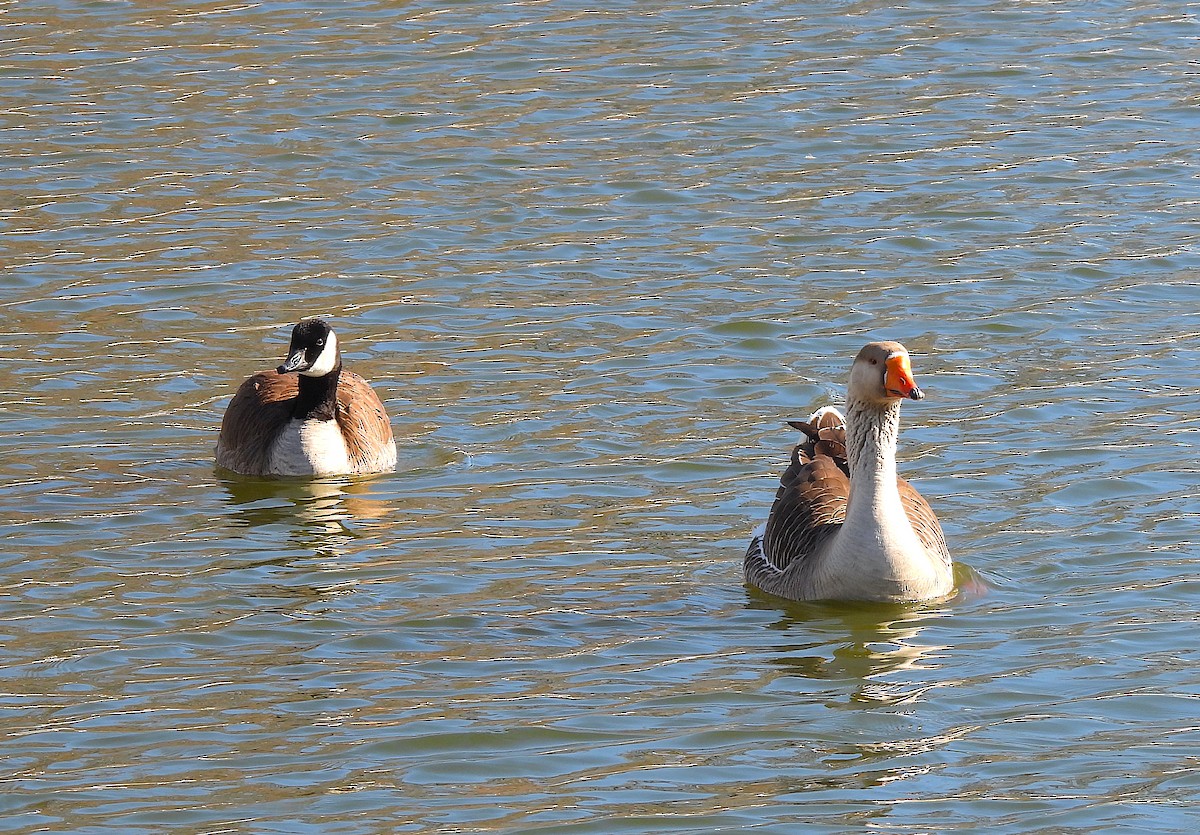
[215,318,397,477]
[745,341,952,602]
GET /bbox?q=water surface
[3,1,1200,832]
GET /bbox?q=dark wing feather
[760,440,849,573]
[215,371,296,475]
[335,371,396,471]
[786,415,848,477]
[745,416,851,589]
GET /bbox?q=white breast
[267,418,352,477]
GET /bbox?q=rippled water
[4,1,1200,831]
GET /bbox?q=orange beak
[885,354,924,400]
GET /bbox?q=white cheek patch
[301,330,339,377]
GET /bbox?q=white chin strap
[300,330,339,376]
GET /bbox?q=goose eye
[869,358,878,365]
[316,338,325,346]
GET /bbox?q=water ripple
[2,0,1200,832]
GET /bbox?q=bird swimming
[215,318,397,477]
[745,341,953,602]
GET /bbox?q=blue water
[3,1,1200,832]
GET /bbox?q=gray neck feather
[841,397,912,548]
[845,399,901,488]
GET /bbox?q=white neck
[844,399,905,524]
[813,397,932,599]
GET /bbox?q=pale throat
[844,399,903,508]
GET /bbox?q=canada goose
[215,319,397,477]
[745,341,953,602]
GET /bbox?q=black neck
[292,363,341,421]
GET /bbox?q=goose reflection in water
[743,593,954,705]
[217,473,393,557]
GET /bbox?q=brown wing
[215,371,297,475]
[786,413,848,477]
[334,371,396,472]
[898,478,951,566]
[745,415,851,589]
[759,443,849,572]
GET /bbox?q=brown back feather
[759,421,850,579]
[334,371,396,471]
[899,478,950,559]
[215,371,297,475]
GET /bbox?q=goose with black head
[215,319,397,477]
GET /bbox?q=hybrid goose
[215,318,397,477]
[745,341,953,602]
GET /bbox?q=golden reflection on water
[750,595,948,692]
[5,0,1200,830]
[218,472,393,553]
